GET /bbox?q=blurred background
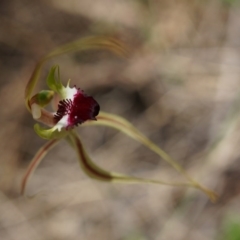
[1,0,240,239]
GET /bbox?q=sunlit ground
[1,0,240,239]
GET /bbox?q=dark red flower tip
[54,88,100,128]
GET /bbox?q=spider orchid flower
[21,36,217,202]
[30,66,100,140]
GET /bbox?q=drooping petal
[68,131,192,187]
[83,111,218,202]
[21,139,60,195]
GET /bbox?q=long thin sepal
[67,131,193,188]
[84,112,218,202]
[44,36,128,60]
[21,139,60,196]
[24,36,128,111]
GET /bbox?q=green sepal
[31,90,54,107]
[34,124,68,140]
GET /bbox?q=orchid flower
[22,36,217,202]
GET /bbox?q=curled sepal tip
[34,123,68,140]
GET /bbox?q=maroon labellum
[54,87,100,129]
